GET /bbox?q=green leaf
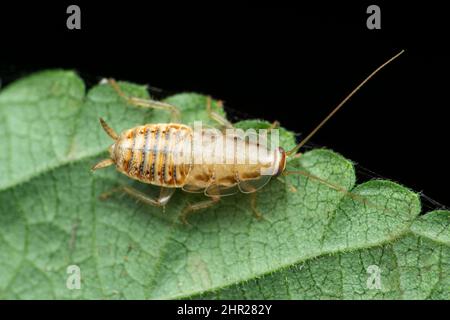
[0,70,448,299]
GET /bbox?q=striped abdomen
[111,123,193,187]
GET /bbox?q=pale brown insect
[92,50,404,223]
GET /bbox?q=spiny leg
[100,185,175,208]
[250,192,263,219]
[206,96,233,129]
[180,196,221,225]
[276,176,297,193]
[269,120,280,130]
[235,181,262,219]
[91,158,114,171]
[283,169,370,205]
[108,78,181,123]
[99,118,119,140]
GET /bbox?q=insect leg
[108,78,181,122]
[269,120,280,130]
[206,96,233,129]
[91,158,114,171]
[236,181,261,218]
[283,169,369,205]
[99,118,119,140]
[180,196,221,225]
[276,176,297,192]
[250,192,263,219]
[101,185,175,208]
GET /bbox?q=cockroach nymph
[92,50,404,223]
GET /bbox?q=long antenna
[286,49,405,156]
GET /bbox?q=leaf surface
[0,71,448,299]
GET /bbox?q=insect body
[94,117,286,203]
[92,50,404,222]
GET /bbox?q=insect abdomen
[113,123,192,187]
[183,130,283,194]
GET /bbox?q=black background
[1,299,443,319]
[0,1,448,208]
